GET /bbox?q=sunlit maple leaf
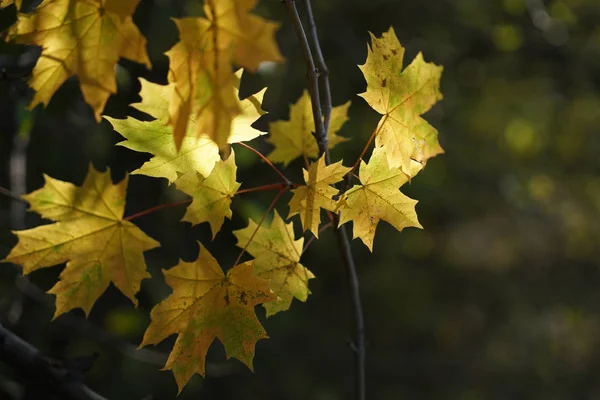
[289,155,350,237]
[359,27,443,176]
[174,152,241,239]
[166,6,280,149]
[233,211,314,316]
[338,147,423,251]
[204,0,284,71]
[166,17,240,149]
[139,244,275,392]
[268,90,351,166]
[106,78,220,182]
[227,71,267,144]
[9,0,151,121]
[1,166,159,317]
[0,0,21,9]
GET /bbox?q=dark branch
[283,0,329,163]
[12,275,168,367]
[0,322,108,400]
[283,2,366,399]
[301,0,332,136]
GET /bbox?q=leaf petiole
[231,188,285,267]
[235,142,292,185]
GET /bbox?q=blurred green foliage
[2,0,600,398]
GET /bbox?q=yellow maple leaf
[165,3,280,150]
[289,155,350,237]
[139,244,275,392]
[166,17,240,149]
[359,27,443,176]
[233,211,314,316]
[338,147,423,251]
[204,0,284,71]
[9,0,151,121]
[0,0,21,9]
[227,71,268,144]
[1,166,160,317]
[174,152,241,239]
[106,78,220,182]
[268,90,351,166]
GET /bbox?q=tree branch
[283,1,366,399]
[283,0,329,164]
[11,275,169,367]
[0,322,107,400]
[8,272,236,376]
[301,0,332,136]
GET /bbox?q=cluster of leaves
[0,0,443,392]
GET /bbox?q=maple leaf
[140,245,275,392]
[106,78,220,182]
[1,166,159,317]
[227,72,268,144]
[0,0,21,9]
[166,17,240,149]
[165,2,281,150]
[359,27,443,176]
[204,0,284,71]
[338,147,423,251]
[268,90,351,166]
[233,211,314,316]
[289,155,350,237]
[174,152,241,239]
[9,0,151,121]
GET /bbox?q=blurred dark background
[2,0,600,398]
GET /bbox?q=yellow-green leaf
[9,0,151,121]
[165,3,281,150]
[0,0,21,9]
[106,78,220,182]
[1,166,159,317]
[268,90,351,166]
[140,245,275,392]
[174,152,241,238]
[289,155,350,237]
[338,147,423,251]
[228,84,267,144]
[233,211,314,316]
[166,17,240,149]
[359,27,443,176]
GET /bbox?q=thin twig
[339,124,381,196]
[236,142,291,185]
[284,1,366,399]
[232,189,285,267]
[237,183,295,195]
[301,221,333,254]
[0,186,27,204]
[124,199,192,221]
[124,183,297,222]
[350,124,381,174]
[301,0,332,136]
[0,322,107,400]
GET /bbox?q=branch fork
[283,1,367,399]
